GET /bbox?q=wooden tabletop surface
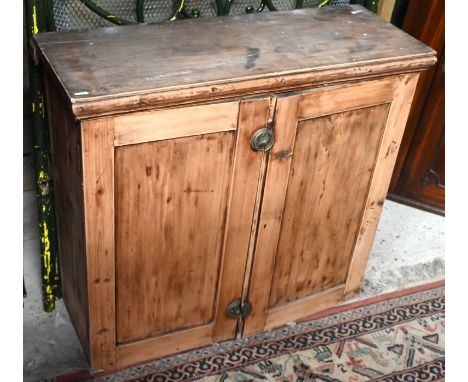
[34,5,435,113]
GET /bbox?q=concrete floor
[23,161,445,381]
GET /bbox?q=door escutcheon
[226,299,252,318]
[251,128,275,152]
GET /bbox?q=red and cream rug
[55,280,445,382]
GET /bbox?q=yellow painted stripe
[170,0,185,21]
[32,4,39,35]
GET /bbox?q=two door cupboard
[33,5,436,370]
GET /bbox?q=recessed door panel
[115,132,235,343]
[268,104,390,308]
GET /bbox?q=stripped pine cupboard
[34,6,435,371]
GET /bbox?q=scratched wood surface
[115,132,235,343]
[268,104,391,307]
[38,4,436,368]
[34,5,434,117]
[213,98,272,341]
[44,73,90,358]
[243,95,299,336]
[343,73,420,298]
[81,117,117,369]
[113,101,239,146]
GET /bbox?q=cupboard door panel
[112,98,273,365]
[245,79,407,335]
[115,132,235,343]
[114,101,239,146]
[268,104,390,307]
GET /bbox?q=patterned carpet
[56,281,445,382]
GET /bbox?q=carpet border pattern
[89,282,444,382]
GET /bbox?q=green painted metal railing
[25,0,61,312]
[78,0,357,23]
[80,0,134,24]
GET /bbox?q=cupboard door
[389,0,445,214]
[112,99,271,366]
[391,50,445,212]
[245,76,419,335]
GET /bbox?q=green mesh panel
[52,0,351,32]
[184,0,217,17]
[52,0,177,31]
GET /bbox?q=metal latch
[251,128,275,152]
[226,299,252,319]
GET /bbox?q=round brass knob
[251,128,275,152]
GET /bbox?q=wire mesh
[52,0,113,31]
[271,0,296,11]
[229,0,263,15]
[52,0,177,31]
[52,0,351,32]
[142,1,178,22]
[302,0,351,7]
[184,0,217,17]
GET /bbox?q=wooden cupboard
[389,0,445,214]
[33,6,435,371]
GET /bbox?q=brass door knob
[251,128,275,152]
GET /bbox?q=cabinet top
[34,5,435,118]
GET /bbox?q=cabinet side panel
[44,75,90,357]
[344,73,420,298]
[269,104,391,307]
[115,132,235,344]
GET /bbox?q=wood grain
[268,104,390,307]
[378,0,396,22]
[39,5,434,368]
[213,98,272,341]
[389,0,445,212]
[265,285,345,330]
[68,56,435,119]
[297,79,393,120]
[44,73,90,359]
[115,132,235,343]
[343,73,420,299]
[33,6,435,118]
[394,50,444,209]
[389,0,444,192]
[243,96,300,336]
[114,101,239,146]
[81,118,116,370]
[116,324,213,368]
